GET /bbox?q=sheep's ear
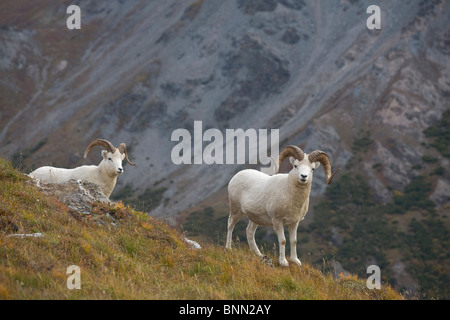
[102,150,108,159]
[314,161,321,169]
[289,157,296,166]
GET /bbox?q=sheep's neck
[97,163,117,197]
[287,174,312,207]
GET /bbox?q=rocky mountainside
[1,0,449,298]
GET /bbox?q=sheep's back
[30,166,72,184]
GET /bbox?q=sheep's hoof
[279,258,289,267]
[291,258,302,267]
[260,255,274,267]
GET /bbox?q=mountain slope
[0,158,403,299]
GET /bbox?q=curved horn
[308,150,340,184]
[118,143,136,166]
[276,145,305,173]
[84,139,116,158]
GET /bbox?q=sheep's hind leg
[225,206,242,249]
[246,220,263,257]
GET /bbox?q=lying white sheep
[29,139,136,198]
[225,145,339,267]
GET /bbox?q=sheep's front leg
[288,221,302,266]
[272,219,289,267]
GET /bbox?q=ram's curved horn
[84,139,116,158]
[118,143,136,166]
[308,150,340,184]
[276,145,305,173]
[270,156,278,175]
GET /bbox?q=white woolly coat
[30,164,118,198]
[228,169,311,226]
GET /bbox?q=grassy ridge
[0,158,402,299]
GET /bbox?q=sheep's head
[84,139,136,176]
[276,145,340,186]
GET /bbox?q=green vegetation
[0,157,402,300]
[182,206,273,250]
[183,207,220,239]
[372,163,382,171]
[352,130,373,153]
[433,167,444,176]
[112,185,167,212]
[309,172,449,299]
[345,130,374,169]
[311,116,450,299]
[423,109,450,158]
[389,175,436,214]
[406,218,450,297]
[422,155,438,163]
[309,174,395,278]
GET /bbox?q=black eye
[294,165,297,168]
[312,168,315,171]
[108,158,112,161]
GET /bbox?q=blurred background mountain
[0,0,449,298]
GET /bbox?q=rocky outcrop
[30,179,116,226]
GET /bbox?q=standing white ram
[225,145,339,267]
[29,139,136,198]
